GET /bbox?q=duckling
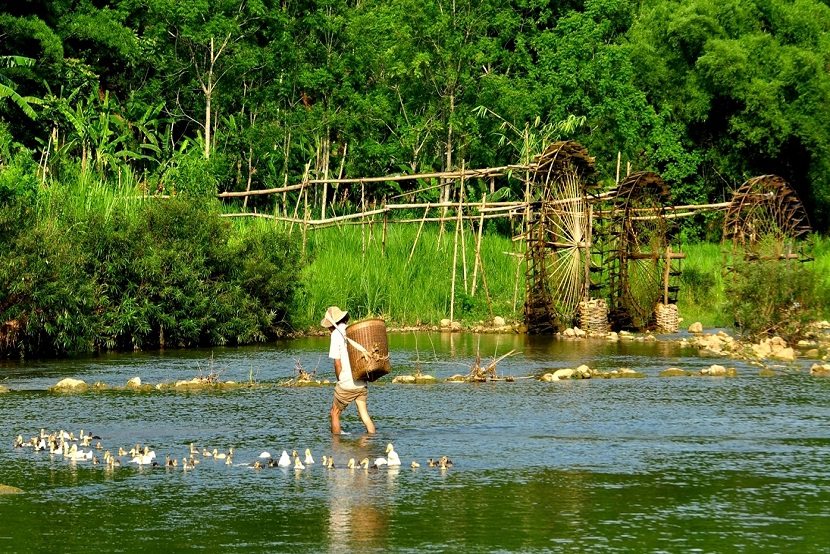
[410,461,420,469]
[13,434,24,448]
[202,448,213,458]
[213,448,225,460]
[325,456,335,469]
[360,457,370,469]
[92,455,100,465]
[347,458,356,469]
[321,455,328,466]
[190,442,198,455]
[252,460,263,470]
[118,447,127,457]
[439,456,453,469]
[385,443,401,467]
[304,448,315,465]
[225,454,233,466]
[95,441,103,450]
[182,457,195,470]
[293,456,305,470]
[277,450,291,467]
[109,456,121,468]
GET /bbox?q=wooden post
[615,151,621,184]
[382,197,388,257]
[450,188,462,324]
[471,194,486,296]
[459,164,468,293]
[663,245,672,305]
[361,180,366,261]
[408,203,430,265]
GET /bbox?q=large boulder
[51,378,88,392]
[0,484,24,494]
[810,363,830,376]
[552,368,575,380]
[700,364,737,377]
[688,322,703,334]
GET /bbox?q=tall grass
[291,221,524,328]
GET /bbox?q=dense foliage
[1,0,829,229]
[0,195,299,357]
[2,1,830,354]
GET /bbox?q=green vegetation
[2,1,830,354]
[0,180,299,357]
[295,222,521,328]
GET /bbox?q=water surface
[1,333,828,552]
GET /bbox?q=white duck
[277,450,291,467]
[304,448,315,465]
[385,443,401,466]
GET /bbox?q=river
[1,332,828,552]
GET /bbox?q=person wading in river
[322,306,376,435]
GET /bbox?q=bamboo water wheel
[723,175,811,260]
[524,141,599,333]
[607,172,681,330]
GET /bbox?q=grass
[290,220,523,329]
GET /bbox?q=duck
[439,456,453,469]
[35,437,47,451]
[304,448,315,465]
[427,458,438,468]
[252,460,263,469]
[359,457,370,469]
[130,450,156,465]
[13,435,24,448]
[411,461,420,468]
[225,454,233,466]
[347,458,356,469]
[213,448,226,460]
[372,457,389,469]
[118,447,127,457]
[202,448,213,458]
[190,442,198,455]
[277,450,291,467]
[293,456,305,470]
[182,457,195,470]
[326,456,335,469]
[385,443,401,466]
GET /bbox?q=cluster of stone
[539,365,645,380]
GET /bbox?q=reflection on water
[0,334,829,552]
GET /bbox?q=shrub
[725,259,829,341]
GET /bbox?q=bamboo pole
[663,245,672,305]
[450,189,462,324]
[361,180,366,261]
[407,203,430,265]
[471,193,486,296]
[459,163,468,294]
[382,198,388,257]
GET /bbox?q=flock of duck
[12,429,454,472]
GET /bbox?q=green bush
[0,191,301,357]
[725,259,829,341]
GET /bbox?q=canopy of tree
[2,0,830,232]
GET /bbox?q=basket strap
[326,314,370,356]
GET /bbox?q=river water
[1,333,828,552]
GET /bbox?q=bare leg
[330,402,343,435]
[355,397,376,434]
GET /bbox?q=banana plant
[0,55,41,120]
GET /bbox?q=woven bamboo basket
[346,319,392,382]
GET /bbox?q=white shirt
[329,323,366,390]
